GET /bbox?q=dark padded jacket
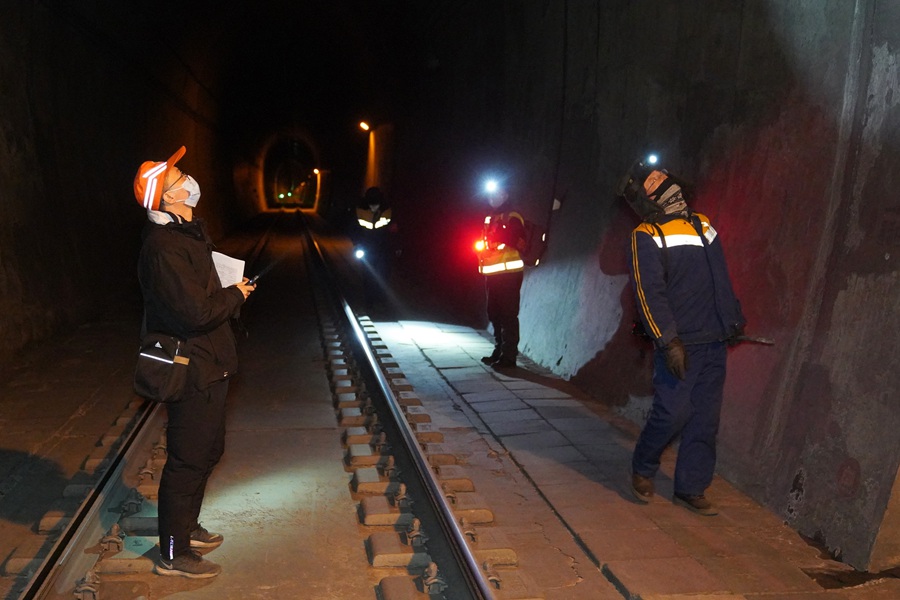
[138,217,244,390]
[630,211,745,348]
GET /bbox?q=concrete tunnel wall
[0,1,253,359]
[388,1,900,570]
[1,0,899,571]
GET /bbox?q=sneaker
[674,493,718,516]
[156,551,222,578]
[631,473,654,503]
[190,524,224,549]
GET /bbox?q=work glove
[664,337,688,380]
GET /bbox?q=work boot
[674,493,718,516]
[481,349,501,365]
[491,357,516,370]
[155,551,222,578]
[631,473,654,503]
[190,524,224,549]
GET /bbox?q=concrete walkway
[369,318,900,600]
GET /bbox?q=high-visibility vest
[357,207,392,229]
[478,212,525,275]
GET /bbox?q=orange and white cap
[133,146,186,211]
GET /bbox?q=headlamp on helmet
[482,176,509,208]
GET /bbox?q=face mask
[656,185,688,215]
[488,194,505,209]
[180,175,201,207]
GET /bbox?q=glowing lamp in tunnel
[313,168,320,174]
[359,121,370,131]
[354,247,366,260]
[474,239,485,252]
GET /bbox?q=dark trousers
[158,380,228,559]
[485,271,524,360]
[631,342,727,496]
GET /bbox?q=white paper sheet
[211,251,245,287]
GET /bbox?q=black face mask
[618,164,693,222]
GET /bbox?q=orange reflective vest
[479,211,525,275]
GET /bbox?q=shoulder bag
[134,332,190,403]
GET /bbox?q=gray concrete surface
[368,318,900,599]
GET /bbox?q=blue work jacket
[630,212,745,348]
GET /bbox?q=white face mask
[180,175,201,207]
[488,194,506,209]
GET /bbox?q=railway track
[7,212,509,600]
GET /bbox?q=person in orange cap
[133,146,256,578]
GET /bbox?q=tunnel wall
[396,0,900,569]
[0,2,241,365]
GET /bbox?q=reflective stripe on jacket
[479,211,525,275]
[630,212,745,347]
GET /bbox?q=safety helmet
[617,158,690,222]
[133,146,186,211]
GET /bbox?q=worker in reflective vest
[356,187,393,231]
[478,188,526,369]
[352,187,398,309]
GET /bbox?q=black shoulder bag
[133,318,190,403]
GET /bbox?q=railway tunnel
[3,0,900,574]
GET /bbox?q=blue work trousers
[632,341,727,496]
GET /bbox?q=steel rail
[303,224,495,600]
[19,401,161,600]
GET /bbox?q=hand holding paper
[211,251,245,287]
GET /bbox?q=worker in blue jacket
[617,158,745,516]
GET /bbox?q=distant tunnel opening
[265,136,320,209]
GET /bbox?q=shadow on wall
[571,202,654,406]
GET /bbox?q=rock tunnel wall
[392,0,900,569]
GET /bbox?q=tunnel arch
[232,130,323,214]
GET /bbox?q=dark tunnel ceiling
[183,0,425,159]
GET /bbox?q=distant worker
[618,157,745,516]
[133,146,256,578]
[477,181,526,369]
[354,186,396,308]
[356,186,393,232]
